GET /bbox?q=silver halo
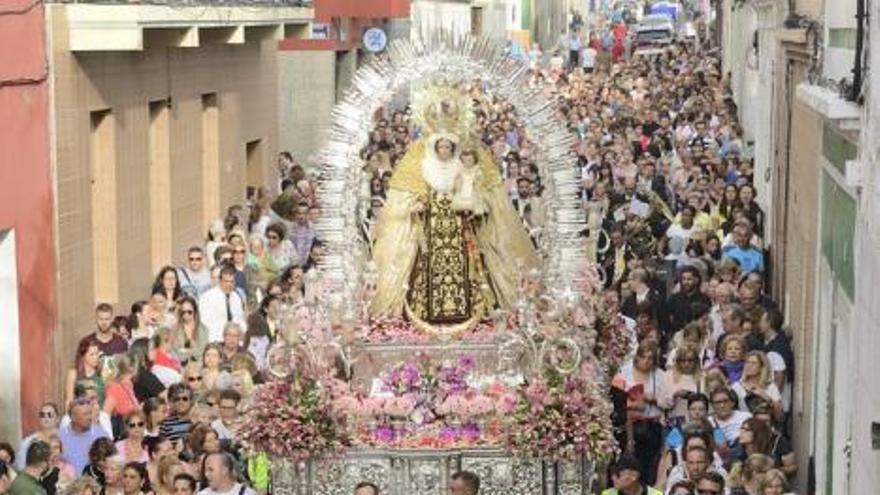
[311,32,587,310]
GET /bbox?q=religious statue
[370,82,539,331]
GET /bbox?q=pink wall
[0,0,57,433]
[315,0,410,22]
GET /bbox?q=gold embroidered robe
[370,140,539,324]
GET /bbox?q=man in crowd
[600,456,662,495]
[179,246,212,297]
[723,221,764,274]
[449,470,481,495]
[160,383,194,444]
[200,265,247,343]
[79,303,128,356]
[59,398,108,474]
[211,389,242,442]
[290,203,316,265]
[354,481,380,495]
[199,452,256,495]
[7,440,50,494]
[665,266,710,336]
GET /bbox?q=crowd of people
[0,15,796,495]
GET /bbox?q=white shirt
[198,484,256,495]
[199,286,247,343]
[712,410,751,444]
[211,419,235,441]
[60,413,114,440]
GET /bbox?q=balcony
[46,1,314,52]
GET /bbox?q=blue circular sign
[363,27,388,53]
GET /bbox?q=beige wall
[278,50,336,162]
[47,7,279,385]
[783,98,822,488]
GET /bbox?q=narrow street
[0,1,879,494]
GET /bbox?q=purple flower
[461,423,481,441]
[439,425,460,441]
[373,425,395,443]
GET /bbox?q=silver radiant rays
[312,32,587,314]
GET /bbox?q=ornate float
[235,33,633,494]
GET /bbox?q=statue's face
[435,139,454,160]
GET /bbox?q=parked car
[634,14,676,49]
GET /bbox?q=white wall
[848,1,880,491]
[411,0,473,39]
[0,230,22,443]
[724,1,777,239]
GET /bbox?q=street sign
[363,27,388,53]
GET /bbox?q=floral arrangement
[359,316,497,344]
[504,363,619,463]
[236,367,351,461]
[593,303,634,373]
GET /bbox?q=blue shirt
[723,245,764,274]
[59,424,107,474]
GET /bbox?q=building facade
[723,0,880,493]
[0,0,313,437]
[0,0,55,439]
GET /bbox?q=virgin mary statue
[370,83,539,331]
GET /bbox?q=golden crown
[411,79,475,139]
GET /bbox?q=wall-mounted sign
[363,27,388,53]
[312,22,330,40]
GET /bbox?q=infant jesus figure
[450,148,488,217]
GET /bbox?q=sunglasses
[187,376,203,382]
[128,421,145,428]
[234,249,246,254]
[39,411,56,419]
[172,396,191,403]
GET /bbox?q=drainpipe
[850,0,866,102]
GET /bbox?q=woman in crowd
[201,343,225,391]
[614,341,666,485]
[143,397,168,439]
[100,455,125,494]
[140,289,176,339]
[82,438,116,483]
[172,296,209,366]
[733,351,783,420]
[757,469,789,495]
[154,457,188,495]
[660,342,703,426]
[153,266,184,313]
[103,355,141,437]
[44,433,77,494]
[120,462,150,495]
[150,328,183,386]
[244,295,281,371]
[127,338,165,403]
[66,340,105,407]
[61,476,101,495]
[716,335,747,384]
[114,411,149,464]
[265,223,297,270]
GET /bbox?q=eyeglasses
[128,421,145,428]
[234,249,246,254]
[172,396,191,403]
[187,376,203,382]
[39,411,56,419]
